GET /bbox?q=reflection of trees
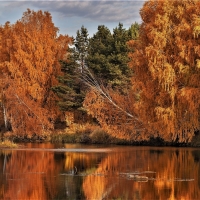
[64,152,103,173]
[0,146,199,200]
[0,143,63,200]
[56,150,105,199]
[83,149,146,200]
[0,144,107,200]
[0,153,7,199]
[83,148,200,200]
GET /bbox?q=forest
[0,0,199,145]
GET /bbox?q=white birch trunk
[2,103,8,130]
[82,68,138,120]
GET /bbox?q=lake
[0,143,200,200]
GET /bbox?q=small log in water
[128,174,148,182]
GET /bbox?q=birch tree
[128,0,200,142]
[0,9,71,135]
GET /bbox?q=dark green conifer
[53,26,89,111]
[86,23,140,93]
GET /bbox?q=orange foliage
[128,0,200,142]
[0,9,71,135]
[84,89,146,141]
[83,0,200,143]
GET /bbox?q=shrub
[0,140,18,148]
[90,128,110,144]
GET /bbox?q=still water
[0,143,200,200]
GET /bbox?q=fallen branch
[82,68,139,121]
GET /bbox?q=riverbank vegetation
[0,0,199,146]
[0,139,18,148]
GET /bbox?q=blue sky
[0,1,144,37]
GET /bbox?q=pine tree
[86,25,113,84]
[83,23,141,140]
[86,23,139,92]
[75,26,89,72]
[128,22,140,40]
[52,51,85,111]
[53,26,89,112]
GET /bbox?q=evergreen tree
[74,26,89,72]
[86,25,113,82]
[109,23,133,89]
[52,53,84,111]
[53,26,89,111]
[128,22,140,40]
[86,23,139,92]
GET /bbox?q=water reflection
[0,144,199,200]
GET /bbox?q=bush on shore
[0,139,18,148]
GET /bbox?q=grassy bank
[2,123,134,145]
[1,123,200,147]
[50,128,131,145]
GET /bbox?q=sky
[0,1,145,37]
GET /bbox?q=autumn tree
[83,23,142,140]
[128,0,200,142]
[0,9,71,135]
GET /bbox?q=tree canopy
[128,0,200,142]
[83,23,141,139]
[0,4,199,144]
[0,9,71,135]
[52,26,88,112]
[86,23,139,92]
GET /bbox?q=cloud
[9,1,144,23]
[0,1,144,36]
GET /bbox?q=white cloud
[0,1,144,36]
[28,1,144,22]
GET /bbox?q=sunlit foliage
[84,89,145,141]
[83,24,142,140]
[0,9,71,135]
[128,0,200,142]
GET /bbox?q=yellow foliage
[0,140,18,148]
[196,59,200,69]
[128,0,200,143]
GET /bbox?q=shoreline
[1,129,200,148]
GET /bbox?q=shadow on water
[192,150,200,163]
[0,144,200,199]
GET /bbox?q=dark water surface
[0,143,200,200]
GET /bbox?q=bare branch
[82,67,140,121]
[14,94,45,130]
